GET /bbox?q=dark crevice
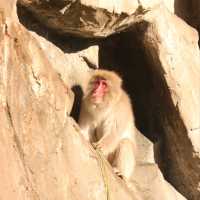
[99,26,198,199]
[174,0,200,47]
[70,85,83,122]
[174,0,191,23]
[17,4,99,53]
[99,27,166,170]
[99,28,158,142]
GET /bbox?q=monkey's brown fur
[79,69,137,180]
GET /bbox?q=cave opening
[99,29,160,143]
[98,28,197,198]
[98,27,168,175]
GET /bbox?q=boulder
[98,3,200,199]
[0,0,196,199]
[0,1,136,199]
[162,0,174,13]
[133,164,186,200]
[18,0,161,38]
[142,4,200,199]
[31,31,96,90]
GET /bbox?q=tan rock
[162,0,174,13]
[30,31,95,91]
[18,0,161,38]
[134,133,187,199]
[162,0,191,25]
[133,164,186,200]
[142,4,200,199]
[0,0,196,199]
[29,14,187,200]
[77,45,99,69]
[136,131,155,164]
[80,0,139,15]
[0,1,138,199]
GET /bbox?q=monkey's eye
[93,79,107,90]
[101,81,107,88]
[94,80,101,89]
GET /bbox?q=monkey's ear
[93,69,123,87]
[113,71,123,86]
[107,70,123,87]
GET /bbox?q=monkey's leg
[112,139,136,180]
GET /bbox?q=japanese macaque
[78,69,137,180]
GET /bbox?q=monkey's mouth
[91,88,107,100]
[90,95,103,104]
[91,91,103,98]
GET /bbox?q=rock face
[162,0,175,13]
[99,4,200,199]
[0,1,133,199]
[1,0,200,200]
[31,31,96,90]
[133,164,187,200]
[158,0,198,36]
[142,5,200,199]
[18,0,161,38]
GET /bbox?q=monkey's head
[84,69,122,108]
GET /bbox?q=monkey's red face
[91,77,108,103]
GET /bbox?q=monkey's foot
[92,142,98,149]
[92,142,108,156]
[113,167,125,179]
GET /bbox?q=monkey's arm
[94,117,126,155]
[94,94,134,155]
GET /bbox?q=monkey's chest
[94,126,104,142]
[93,119,112,142]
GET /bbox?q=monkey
[78,69,137,181]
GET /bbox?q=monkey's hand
[92,141,110,157]
[113,167,124,179]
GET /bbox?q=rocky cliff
[0,0,200,199]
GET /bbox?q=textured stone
[0,1,137,199]
[142,4,200,199]
[31,31,95,91]
[162,0,174,13]
[133,164,186,200]
[18,0,161,38]
[0,0,197,199]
